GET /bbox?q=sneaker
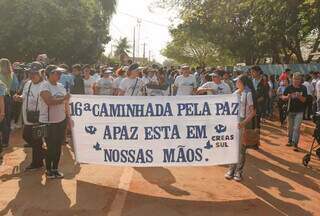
[293,147,300,152]
[25,164,43,171]
[52,170,64,179]
[233,172,243,182]
[46,170,55,179]
[225,170,234,180]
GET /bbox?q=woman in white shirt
[83,66,95,95]
[40,65,70,179]
[225,75,257,182]
[94,69,114,95]
[13,62,45,170]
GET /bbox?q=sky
[106,0,175,63]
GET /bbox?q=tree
[0,0,117,64]
[159,0,320,64]
[114,37,131,56]
[162,25,235,66]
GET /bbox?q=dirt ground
[0,120,319,216]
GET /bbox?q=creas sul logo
[215,124,227,134]
[85,126,97,135]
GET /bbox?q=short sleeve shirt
[284,85,308,113]
[22,80,43,125]
[83,76,95,95]
[39,81,67,123]
[95,78,114,95]
[236,90,254,118]
[200,82,231,95]
[119,78,145,96]
[174,75,197,95]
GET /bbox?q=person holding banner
[118,63,146,96]
[225,75,257,182]
[197,71,231,95]
[39,65,70,179]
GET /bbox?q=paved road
[0,120,319,216]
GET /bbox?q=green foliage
[0,0,117,64]
[161,0,320,65]
[114,37,131,56]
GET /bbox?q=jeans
[23,125,44,166]
[44,119,67,171]
[287,112,304,147]
[229,128,247,174]
[1,95,12,146]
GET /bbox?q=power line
[110,22,129,37]
[118,11,169,28]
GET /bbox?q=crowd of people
[0,54,319,181]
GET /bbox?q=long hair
[239,75,257,109]
[0,58,13,76]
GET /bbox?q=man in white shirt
[173,65,197,96]
[197,71,232,95]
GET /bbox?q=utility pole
[137,19,142,58]
[143,43,146,63]
[133,27,136,62]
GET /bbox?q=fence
[233,64,320,75]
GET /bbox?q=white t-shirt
[83,76,95,95]
[95,78,114,95]
[200,81,231,95]
[119,77,145,96]
[174,75,197,95]
[39,81,67,124]
[22,80,44,125]
[236,90,254,118]
[303,81,314,96]
[316,80,320,99]
[113,76,125,90]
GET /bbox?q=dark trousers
[12,101,22,123]
[45,119,67,171]
[1,95,12,146]
[278,100,287,125]
[304,95,313,119]
[23,125,44,166]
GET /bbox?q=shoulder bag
[242,92,260,148]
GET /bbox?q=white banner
[70,95,240,167]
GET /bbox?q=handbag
[32,106,49,140]
[26,83,40,124]
[242,92,260,148]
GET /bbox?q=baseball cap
[46,65,66,75]
[30,61,43,73]
[128,63,140,72]
[102,68,113,74]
